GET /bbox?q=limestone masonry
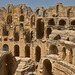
[0,3,75,75]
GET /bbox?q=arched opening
[31,31,33,40]
[49,45,58,54]
[8,6,11,13]
[71,20,75,25]
[25,45,30,57]
[3,44,9,51]
[14,32,19,41]
[35,46,41,62]
[14,45,19,56]
[7,15,12,24]
[56,5,59,13]
[20,23,23,28]
[36,9,41,15]
[48,19,55,25]
[67,9,73,17]
[62,47,66,60]
[21,6,24,13]
[25,31,31,43]
[3,26,9,36]
[46,28,52,38]
[54,34,61,40]
[69,49,73,64]
[37,19,44,39]
[59,20,66,25]
[43,10,48,17]
[31,15,35,28]
[20,15,24,21]
[43,59,52,75]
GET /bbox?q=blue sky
[0,0,75,11]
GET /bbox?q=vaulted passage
[48,19,55,25]
[25,45,30,57]
[59,20,66,25]
[71,20,75,25]
[37,19,44,39]
[7,15,12,24]
[43,59,52,75]
[31,15,35,28]
[14,32,19,41]
[49,45,58,54]
[3,44,9,51]
[14,45,19,56]
[35,46,41,62]
[46,28,52,38]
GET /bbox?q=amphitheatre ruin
[0,3,75,75]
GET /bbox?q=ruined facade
[0,3,75,75]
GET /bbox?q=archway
[31,15,35,28]
[59,20,66,25]
[25,45,30,57]
[20,15,24,21]
[43,59,52,75]
[36,9,41,15]
[14,32,19,41]
[48,19,55,25]
[21,6,24,13]
[37,19,44,39]
[49,45,58,54]
[46,28,52,38]
[35,46,41,62]
[7,15,12,24]
[71,20,75,25]
[69,49,73,64]
[3,26,9,36]
[14,45,19,56]
[62,47,66,60]
[3,44,9,51]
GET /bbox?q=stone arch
[54,34,61,40]
[43,59,52,75]
[69,49,73,64]
[46,28,52,38]
[35,46,41,62]
[25,45,30,57]
[48,18,55,25]
[36,9,41,15]
[20,15,24,21]
[37,19,44,39]
[49,44,58,54]
[14,45,19,56]
[43,9,48,17]
[7,4,13,13]
[71,20,75,25]
[21,6,24,13]
[27,7,32,15]
[14,32,19,41]
[3,44,9,51]
[31,15,35,28]
[7,15,12,24]
[62,47,66,60]
[3,26,9,36]
[59,19,66,25]
[56,5,59,13]
[67,8,73,17]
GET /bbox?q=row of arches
[3,44,59,62]
[48,19,75,25]
[2,44,41,62]
[7,15,24,24]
